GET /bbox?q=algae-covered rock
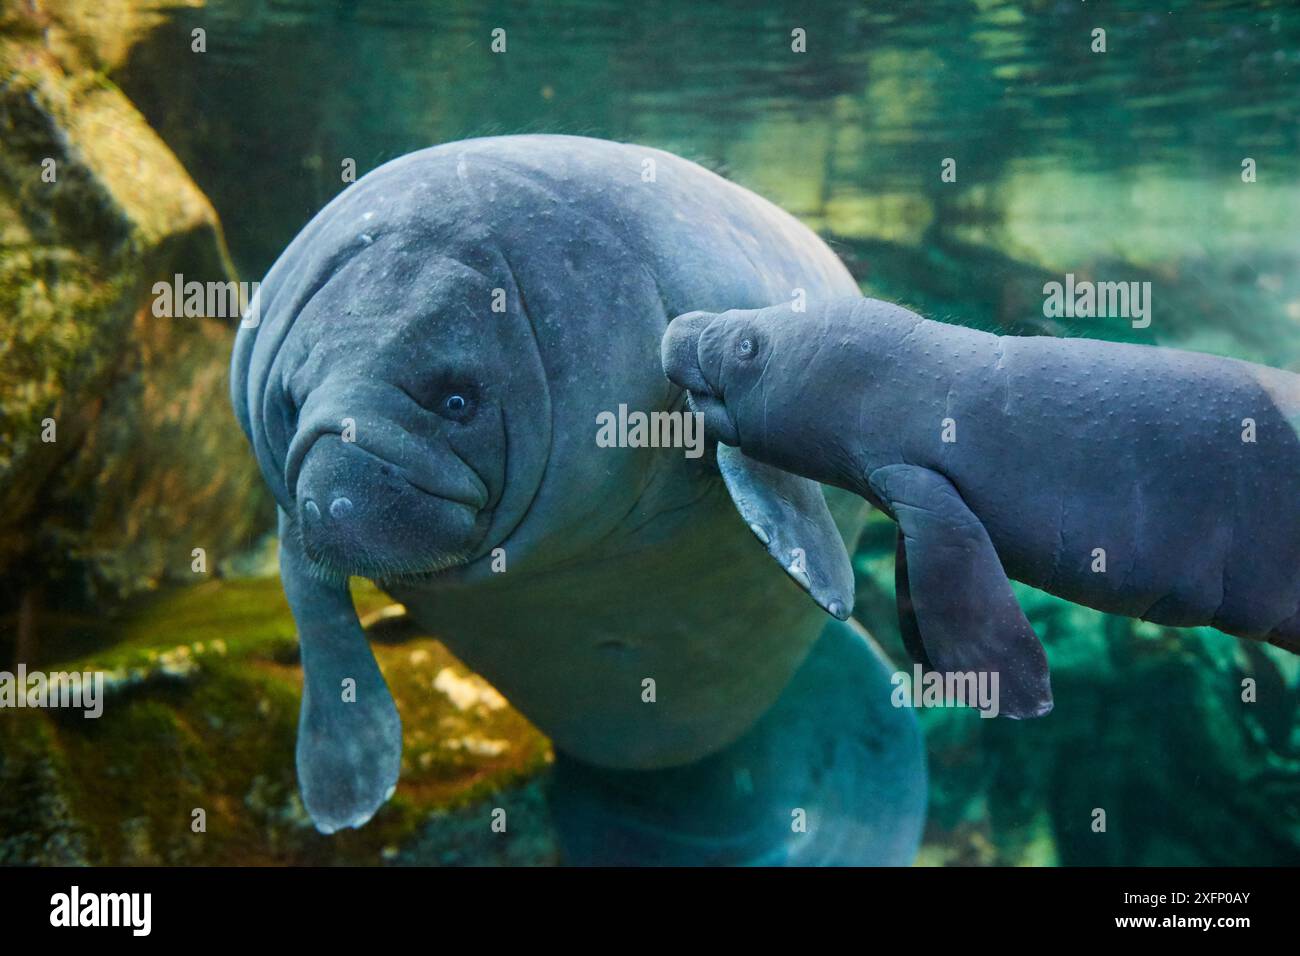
[0,2,269,633]
[0,577,554,865]
[0,710,93,865]
[393,780,560,867]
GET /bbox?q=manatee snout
[661,310,716,394]
[661,310,741,445]
[294,433,485,578]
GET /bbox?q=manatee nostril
[329,497,354,520]
[304,500,321,520]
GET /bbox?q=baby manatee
[663,296,1300,718]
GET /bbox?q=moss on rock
[0,3,268,625]
[0,577,554,865]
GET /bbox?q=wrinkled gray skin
[663,296,1300,717]
[231,135,925,861]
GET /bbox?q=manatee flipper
[278,509,402,833]
[717,443,855,620]
[869,464,1052,719]
[893,530,933,670]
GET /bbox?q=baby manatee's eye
[735,332,759,361]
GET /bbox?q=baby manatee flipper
[278,509,403,833]
[869,464,1053,719]
[717,443,855,620]
[893,530,933,670]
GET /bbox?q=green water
[124,1,1300,351]
[5,0,1298,865]
[120,0,1300,371]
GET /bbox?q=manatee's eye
[437,390,476,422]
[736,334,757,360]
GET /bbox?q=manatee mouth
[286,428,487,511]
[292,434,489,581]
[662,311,740,446]
[661,310,716,396]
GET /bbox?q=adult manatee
[662,296,1300,718]
[231,135,925,864]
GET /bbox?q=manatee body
[231,135,926,862]
[663,296,1300,717]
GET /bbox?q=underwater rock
[0,712,93,865]
[393,780,560,867]
[0,3,269,631]
[0,579,553,864]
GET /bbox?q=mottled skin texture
[231,135,925,859]
[663,296,1300,716]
